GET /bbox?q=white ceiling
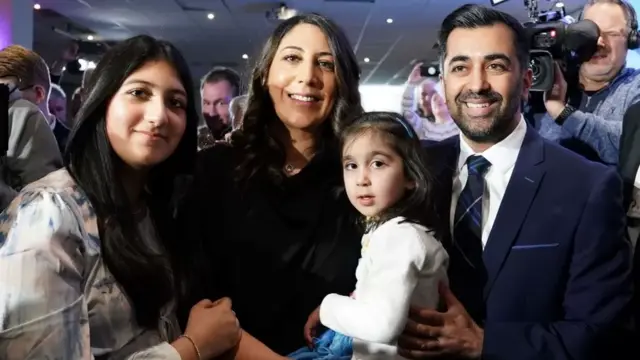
[33,0,586,85]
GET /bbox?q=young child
[290,111,449,359]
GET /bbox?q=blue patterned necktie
[454,155,491,253]
[451,155,491,323]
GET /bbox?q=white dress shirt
[627,169,640,248]
[319,217,449,360]
[450,117,527,248]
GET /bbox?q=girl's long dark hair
[341,112,443,238]
[65,35,198,328]
[230,13,363,187]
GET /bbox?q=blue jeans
[288,329,353,359]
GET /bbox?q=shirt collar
[457,116,527,174]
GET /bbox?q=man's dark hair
[438,4,530,71]
[200,66,241,97]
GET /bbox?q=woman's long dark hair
[231,13,363,187]
[65,35,198,328]
[341,112,444,238]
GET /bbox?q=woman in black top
[178,13,364,355]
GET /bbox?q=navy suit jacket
[619,102,640,334]
[423,126,634,360]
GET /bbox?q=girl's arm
[319,221,447,344]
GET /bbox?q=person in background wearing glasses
[535,0,640,165]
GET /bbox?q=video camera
[524,0,600,92]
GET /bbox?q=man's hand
[544,62,568,120]
[397,283,484,359]
[408,62,425,85]
[430,92,453,124]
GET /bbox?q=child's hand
[303,306,321,347]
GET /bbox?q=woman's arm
[216,331,287,360]
[0,191,88,359]
[121,340,196,360]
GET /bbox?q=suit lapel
[425,138,459,244]
[483,127,546,298]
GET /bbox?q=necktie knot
[466,155,491,176]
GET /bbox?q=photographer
[537,0,640,165]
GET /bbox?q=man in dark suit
[619,101,640,334]
[620,101,640,213]
[397,4,633,360]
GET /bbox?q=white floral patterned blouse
[0,169,181,359]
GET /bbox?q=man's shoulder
[197,142,233,162]
[623,67,640,80]
[195,143,235,180]
[8,99,52,136]
[421,135,458,148]
[8,99,41,119]
[420,136,459,172]
[421,135,458,157]
[613,67,640,92]
[541,136,616,185]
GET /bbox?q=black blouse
[177,144,362,354]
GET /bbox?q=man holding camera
[537,0,640,165]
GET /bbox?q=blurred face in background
[201,80,234,131]
[581,2,629,85]
[419,79,438,115]
[49,95,67,124]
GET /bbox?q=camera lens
[530,58,541,80]
[528,51,554,92]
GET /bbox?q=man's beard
[204,115,231,140]
[447,82,522,144]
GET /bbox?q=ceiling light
[207,13,215,20]
[556,2,565,7]
[490,0,509,5]
[386,18,393,24]
[78,59,97,71]
[33,4,41,10]
[87,35,94,40]
[242,54,249,59]
[364,57,370,63]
